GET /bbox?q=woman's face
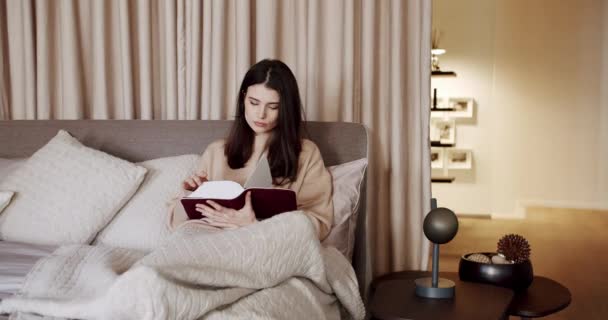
[244,84,280,135]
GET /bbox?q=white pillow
[322,158,368,261]
[0,158,26,181]
[0,130,147,245]
[0,191,14,213]
[94,154,200,251]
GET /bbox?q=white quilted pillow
[94,154,200,251]
[0,158,26,181]
[0,191,14,213]
[0,130,147,245]
[322,158,368,261]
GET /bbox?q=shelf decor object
[430,147,445,169]
[459,234,534,291]
[431,29,453,75]
[415,207,459,299]
[430,119,456,145]
[430,97,474,119]
[447,97,474,118]
[431,48,446,72]
[445,148,472,170]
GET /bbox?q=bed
[0,120,370,319]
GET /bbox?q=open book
[180,157,297,220]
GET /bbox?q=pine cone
[497,234,531,263]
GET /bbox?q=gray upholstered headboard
[0,120,370,296]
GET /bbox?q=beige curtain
[0,0,431,276]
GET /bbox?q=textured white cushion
[0,158,26,181]
[94,154,200,251]
[0,191,14,213]
[0,130,147,245]
[322,158,368,261]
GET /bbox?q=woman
[169,59,333,240]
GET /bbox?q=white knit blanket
[0,212,365,320]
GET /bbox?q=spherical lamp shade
[423,207,459,244]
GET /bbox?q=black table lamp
[415,207,459,298]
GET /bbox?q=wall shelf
[432,177,455,183]
[432,70,457,76]
[431,141,455,147]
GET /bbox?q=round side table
[369,271,514,320]
[508,276,571,319]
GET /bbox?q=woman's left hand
[196,192,257,229]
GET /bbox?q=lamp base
[414,277,455,299]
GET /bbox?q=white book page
[187,181,244,199]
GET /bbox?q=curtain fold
[0,1,12,119]
[0,0,431,276]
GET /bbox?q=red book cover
[180,186,297,220]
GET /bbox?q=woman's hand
[183,171,208,191]
[196,192,257,229]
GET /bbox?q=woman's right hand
[182,171,208,191]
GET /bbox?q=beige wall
[432,0,608,217]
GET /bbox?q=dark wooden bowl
[459,252,533,291]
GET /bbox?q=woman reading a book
[168,59,334,240]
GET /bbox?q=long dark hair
[225,59,304,184]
